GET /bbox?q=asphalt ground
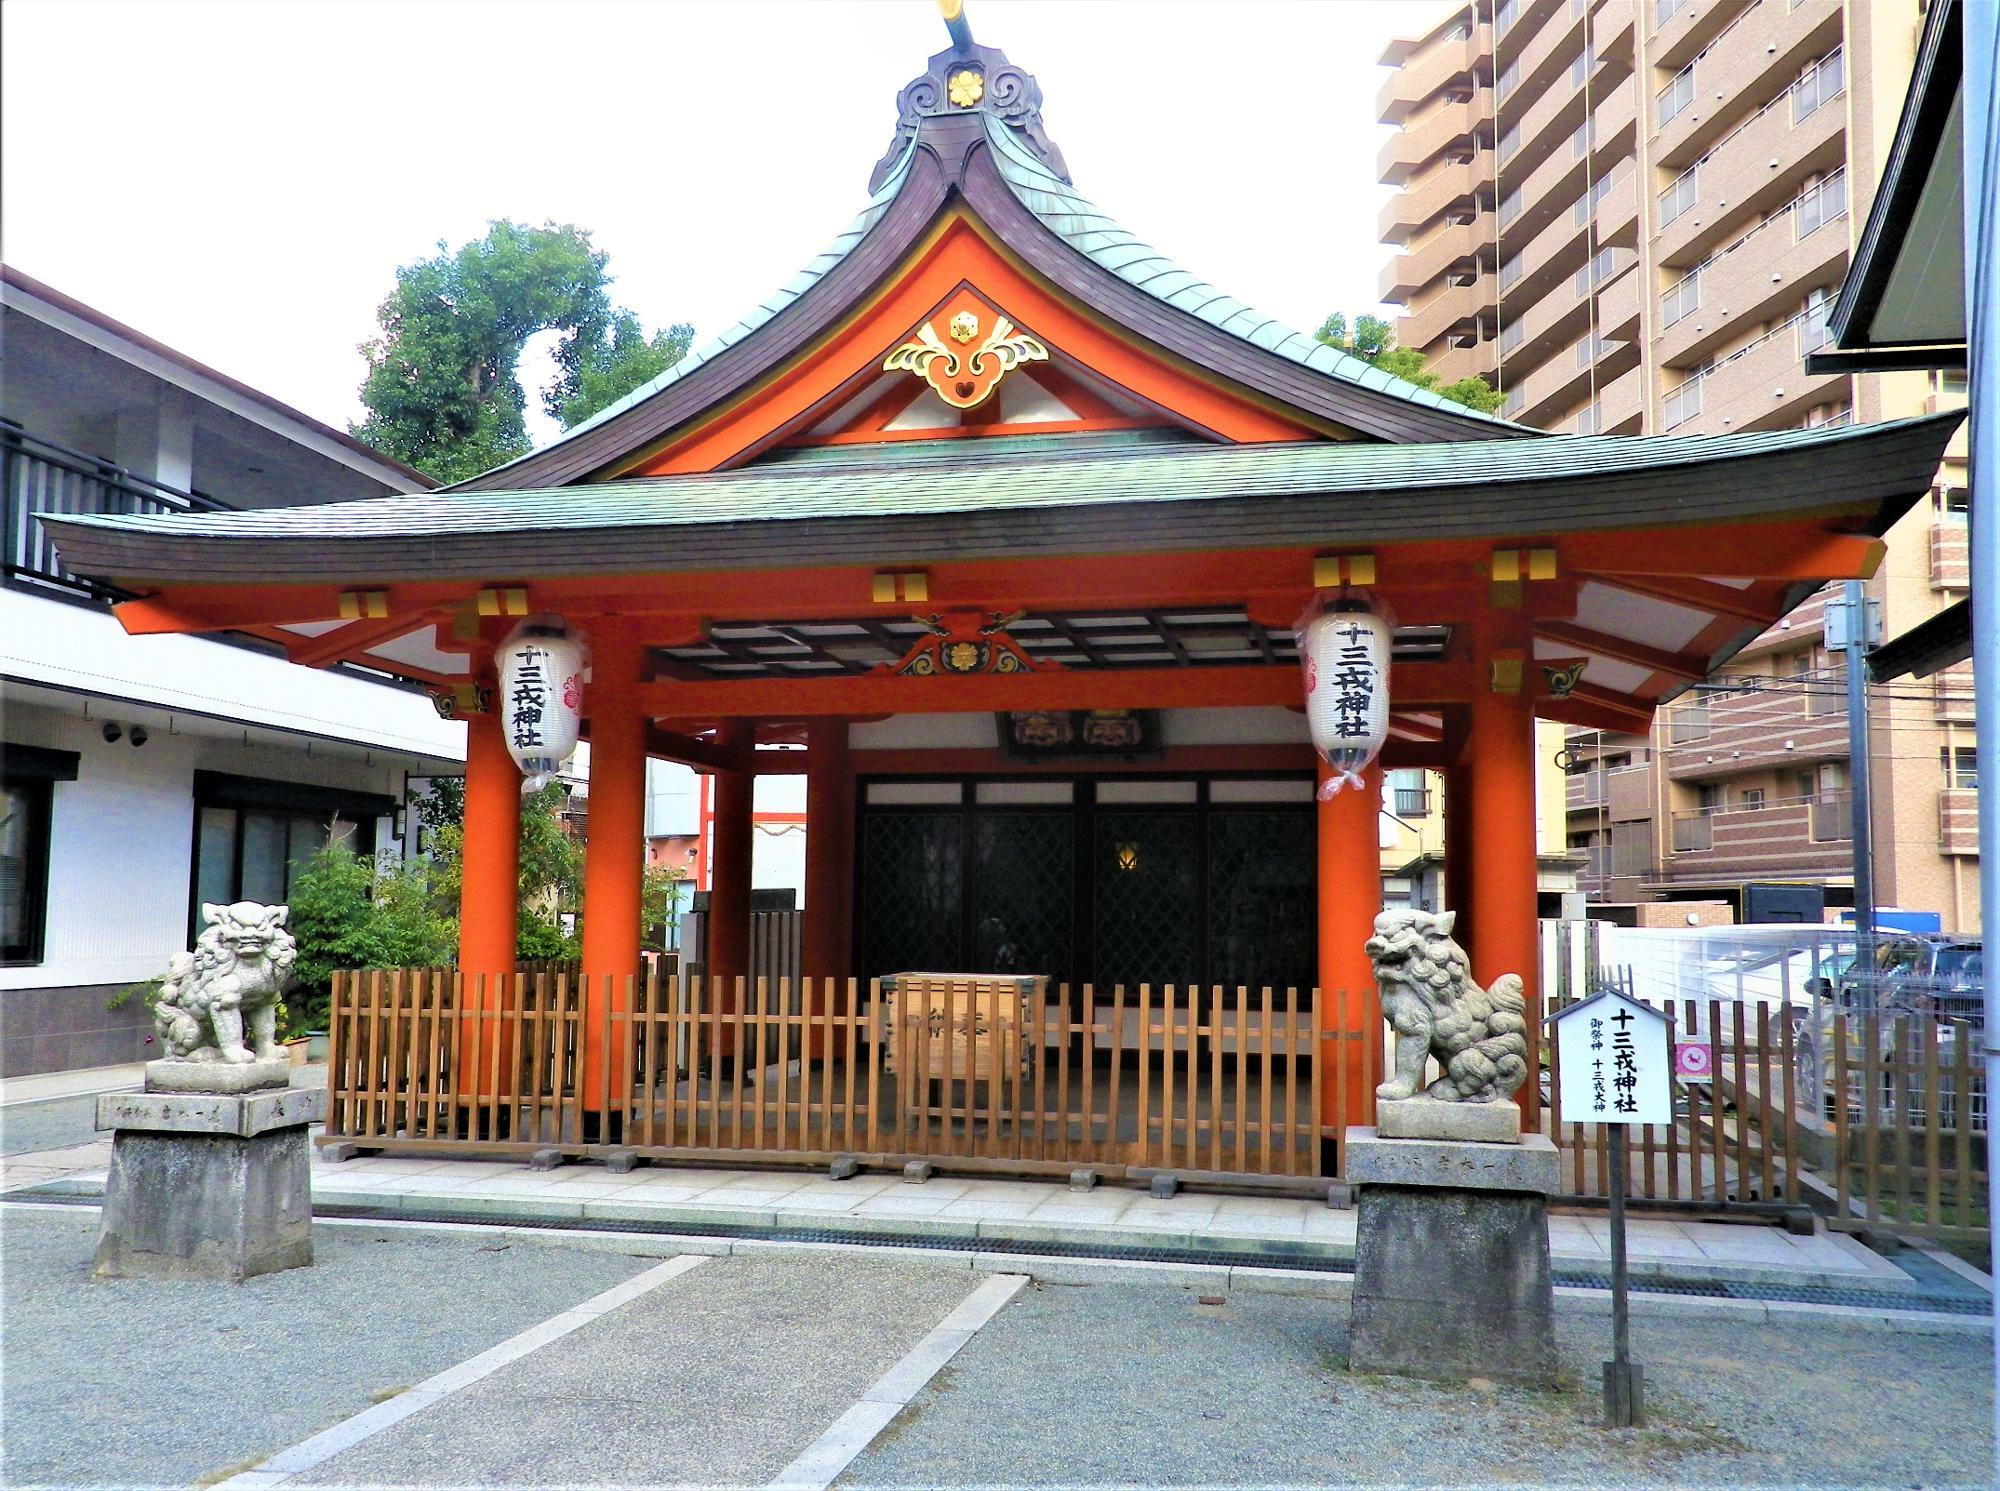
[288,1250,982,1486]
[0,1207,653,1489]
[840,1278,1997,1490]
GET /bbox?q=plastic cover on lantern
[1295,594,1391,800]
[498,616,588,793]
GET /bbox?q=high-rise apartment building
[1378,0,1976,929]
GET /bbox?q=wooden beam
[1564,529,1884,581]
[1574,572,1783,625]
[632,661,1472,719]
[1545,681,1657,733]
[285,611,444,670]
[1533,622,1709,684]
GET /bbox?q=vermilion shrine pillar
[459,656,521,979]
[1317,761,1384,1135]
[708,719,755,988]
[1465,654,1542,1124]
[579,620,647,1110]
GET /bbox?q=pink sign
[1674,1042,1713,1081]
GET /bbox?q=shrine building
[41,5,1960,1178]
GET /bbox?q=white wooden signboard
[1551,992,1673,1126]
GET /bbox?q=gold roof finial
[938,0,974,52]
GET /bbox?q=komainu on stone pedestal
[1366,908,1528,1104]
[153,901,297,1069]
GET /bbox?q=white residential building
[1,267,464,1074]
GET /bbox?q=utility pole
[1834,580,1877,992]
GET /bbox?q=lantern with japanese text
[498,618,586,792]
[1297,600,1391,799]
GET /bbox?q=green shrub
[284,846,457,1037]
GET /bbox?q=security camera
[129,725,149,747]
[102,721,123,743]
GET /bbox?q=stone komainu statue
[154,902,297,1065]
[1366,908,1529,1105]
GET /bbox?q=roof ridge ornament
[870,0,1071,193]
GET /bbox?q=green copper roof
[50,416,1942,545]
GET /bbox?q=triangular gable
[454,22,1526,491]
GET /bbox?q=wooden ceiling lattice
[654,611,1451,680]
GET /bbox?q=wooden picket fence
[323,970,1374,1180]
[320,969,1988,1234]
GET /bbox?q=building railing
[1809,792,1852,843]
[1393,786,1432,818]
[2,422,223,602]
[1671,811,1714,852]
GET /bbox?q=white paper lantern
[498,619,586,792]
[1298,604,1391,799]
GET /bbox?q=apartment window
[1797,288,1833,357]
[1658,65,1694,127]
[1936,484,1972,519]
[1659,165,1698,227]
[1661,269,1701,329]
[1665,372,1704,428]
[189,771,387,939]
[1500,184,1525,227]
[1500,249,1525,291]
[1575,400,1603,435]
[1657,0,1689,21]
[1499,58,1521,97]
[1935,369,1969,398]
[1390,769,1431,818]
[1497,0,1521,34]
[1501,385,1527,418]
[1803,403,1851,429]
[1571,119,1595,159]
[1573,170,1616,227]
[1697,784,1725,815]
[1500,318,1526,354]
[1499,122,1522,162]
[1570,52,1590,87]
[1793,48,1844,124]
[1740,788,1766,811]
[1796,170,1848,238]
[1943,747,1980,791]
[0,746,76,966]
[1573,247,1621,296]
[1793,771,1818,801]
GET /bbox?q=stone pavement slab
[285,1251,990,1487]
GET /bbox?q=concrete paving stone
[984,1218,1205,1252]
[679,1185,807,1207]
[1114,1199,1218,1230]
[0,1208,654,1491]
[411,1192,588,1222]
[934,1197,1042,1221]
[773,1191,870,1215]
[1300,1208,1359,1239]
[288,1251,990,1488]
[1021,1201,1134,1226]
[851,1191,959,1218]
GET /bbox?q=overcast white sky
[2,0,1440,447]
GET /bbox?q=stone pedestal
[1345,1128,1559,1388]
[93,1083,326,1282]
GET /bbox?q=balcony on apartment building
[1589,0,1636,78]
[1381,158,1484,246]
[1499,0,1589,132]
[1652,1,1845,172]
[1380,211,1496,303]
[1941,788,1980,857]
[1381,89,1494,185]
[1497,236,1636,381]
[1663,679,1847,782]
[2,423,223,602]
[1380,34,1485,124]
[1397,276,1493,360]
[1655,172,1849,371]
[1510,328,1641,427]
[1664,309,1850,434]
[1934,666,1975,723]
[1660,792,1854,882]
[1552,361,1644,435]
[1650,0,1753,73]
[1498,193,1606,324]
[1736,584,1831,660]
[1655,63,1848,270]
[1931,521,1969,591]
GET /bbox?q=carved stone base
[1345,1129,1558,1389]
[144,1056,291,1095]
[1375,1094,1522,1144]
[92,1086,325,1283]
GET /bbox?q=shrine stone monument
[93,901,325,1282]
[1346,908,1558,1387]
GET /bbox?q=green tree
[555,311,695,430]
[424,782,584,960]
[284,847,456,1036]
[1316,311,1504,414]
[353,221,694,483]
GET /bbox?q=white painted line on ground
[767,1272,1029,1491]
[208,1254,710,1490]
